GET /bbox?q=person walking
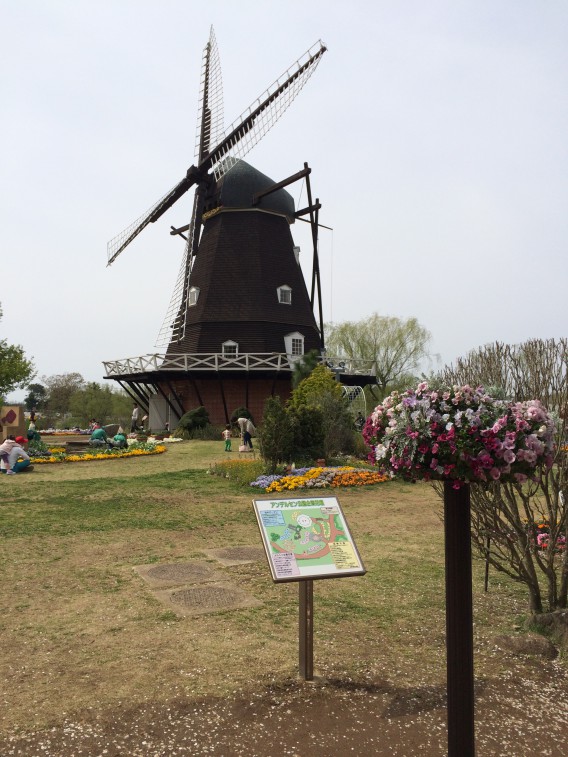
[131,404,140,433]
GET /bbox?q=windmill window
[222,340,238,357]
[277,285,292,305]
[284,331,304,360]
[188,287,200,306]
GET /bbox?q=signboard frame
[252,495,366,583]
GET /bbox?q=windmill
[104,28,328,427]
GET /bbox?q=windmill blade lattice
[107,175,193,266]
[207,40,326,182]
[155,191,199,346]
[195,26,224,162]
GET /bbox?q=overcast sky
[2,0,567,401]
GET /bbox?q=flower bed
[250,466,389,492]
[31,443,166,464]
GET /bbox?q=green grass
[0,440,551,736]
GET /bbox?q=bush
[174,406,210,439]
[318,392,359,458]
[288,404,325,464]
[258,396,294,473]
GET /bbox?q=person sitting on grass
[0,436,33,474]
[0,436,18,474]
[89,422,108,448]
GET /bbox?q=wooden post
[484,535,491,593]
[444,481,475,756]
[299,579,314,681]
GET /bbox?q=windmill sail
[196,26,224,162]
[207,40,326,182]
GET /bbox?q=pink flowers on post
[362,383,556,486]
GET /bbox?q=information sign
[252,496,366,582]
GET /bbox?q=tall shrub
[258,396,293,473]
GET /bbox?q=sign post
[299,579,314,681]
[253,495,365,681]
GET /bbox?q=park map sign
[253,496,366,583]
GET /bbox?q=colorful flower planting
[250,466,389,492]
[30,443,166,464]
[364,382,556,487]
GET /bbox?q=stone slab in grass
[153,582,263,617]
[202,546,266,566]
[134,561,225,588]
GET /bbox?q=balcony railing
[103,352,375,377]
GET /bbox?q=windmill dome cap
[216,159,295,219]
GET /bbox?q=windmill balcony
[102,352,374,378]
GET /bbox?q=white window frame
[222,340,238,358]
[277,285,292,305]
[284,331,304,366]
[188,286,200,306]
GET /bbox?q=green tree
[291,349,321,389]
[24,383,47,412]
[288,404,325,464]
[326,313,434,396]
[42,373,85,421]
[288,365,355,459]
[289,364,342,408]
[0,304,35,403]
[69,382,115,426]
[258,396,294,472]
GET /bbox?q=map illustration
[253,496,366,582]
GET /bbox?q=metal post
[444,481,475,756]
[299,579,314,681]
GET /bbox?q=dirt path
[1,657,567,756]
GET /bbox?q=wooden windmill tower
[104,28,327,428]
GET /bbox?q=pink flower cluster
[363,383,556,486]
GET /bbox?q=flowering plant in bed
[30,442,166,464]
[250,466,388,492]
[363,382,556,487]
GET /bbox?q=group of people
[0,435,32,474]
[89,421,128,449]
[222,416,256,452]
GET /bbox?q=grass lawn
[0,441,564,752]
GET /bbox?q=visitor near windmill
[238,416,256,450]
[131,404,140,433]
[222,425,232,452]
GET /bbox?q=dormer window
[222,340,238,358]
[188,286,200,306]
[277,285,292,304]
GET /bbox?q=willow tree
[325,313,434,397]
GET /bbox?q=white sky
[2,0,567,401]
